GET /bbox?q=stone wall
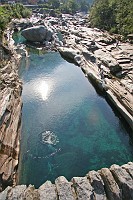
[0,162,133,200]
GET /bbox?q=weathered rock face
[0,31,22,191]
[21,25,53,42]
[110,164,133,200]
[52,14,133,130]
[58,47,80,60]
[0,162,133,199]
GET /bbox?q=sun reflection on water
[39,81,50,101]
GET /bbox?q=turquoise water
[18,50,133,188]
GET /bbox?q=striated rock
[82,50,96,63]
[100,168,121,200]
[58,47,80,60]
[110,164,133,200]
[122,162,133,178]
[87,170,107,200]
[55,176,76,200]
[38,180,57,200]
[94,49,121,74]
[71,177,93,200]
[0,30,22,191]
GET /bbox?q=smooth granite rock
[7,185,26,200]
[122,162,133,178]
[71,177,93,200]
[38,181,57,200]
[100,168,121,200]
[87,170,107,200]
[20,185,40,200]
[58,47,80,60]
[55,176,76,200]
[21,25,53,42]
[0,186,11,200]
[110,164,133,200]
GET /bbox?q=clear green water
[18,50,133,188]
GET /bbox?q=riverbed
[18,48,133,188]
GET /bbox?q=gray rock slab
[110,164,133,200]
[100,168,121,200]
[7,185,27,200]
[87,170,107,200]
[38,180,57,200]
[20,185,40,200]
[0,186,11,200]
[122,162,133,178]
[55,176,76,200]
[71,177,94,200]
[21,26,47,42]
[58,47,80,60]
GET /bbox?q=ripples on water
[18,50,133,188]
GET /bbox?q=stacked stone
[0,162,133,200]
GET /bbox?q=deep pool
[18,49,133,188]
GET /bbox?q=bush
[89,0,133,36]
[0,4,32,32]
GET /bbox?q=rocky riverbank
[0,27,22,191]
[0,12,133,193]
[0,162,133,200]
[14,13,133,130]
[55,14,133,130]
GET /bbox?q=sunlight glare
[39,81,49,101]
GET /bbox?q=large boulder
[21,25,53,43]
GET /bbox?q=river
[18,48,133,188]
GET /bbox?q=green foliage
[0,4,32,32]
[39,0,90,14]
[89,0,133,36]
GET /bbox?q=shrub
[0,4,32,32]
[89,0,133,36]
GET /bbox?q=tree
[89,0,133,36]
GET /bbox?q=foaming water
[18,50,133,188]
